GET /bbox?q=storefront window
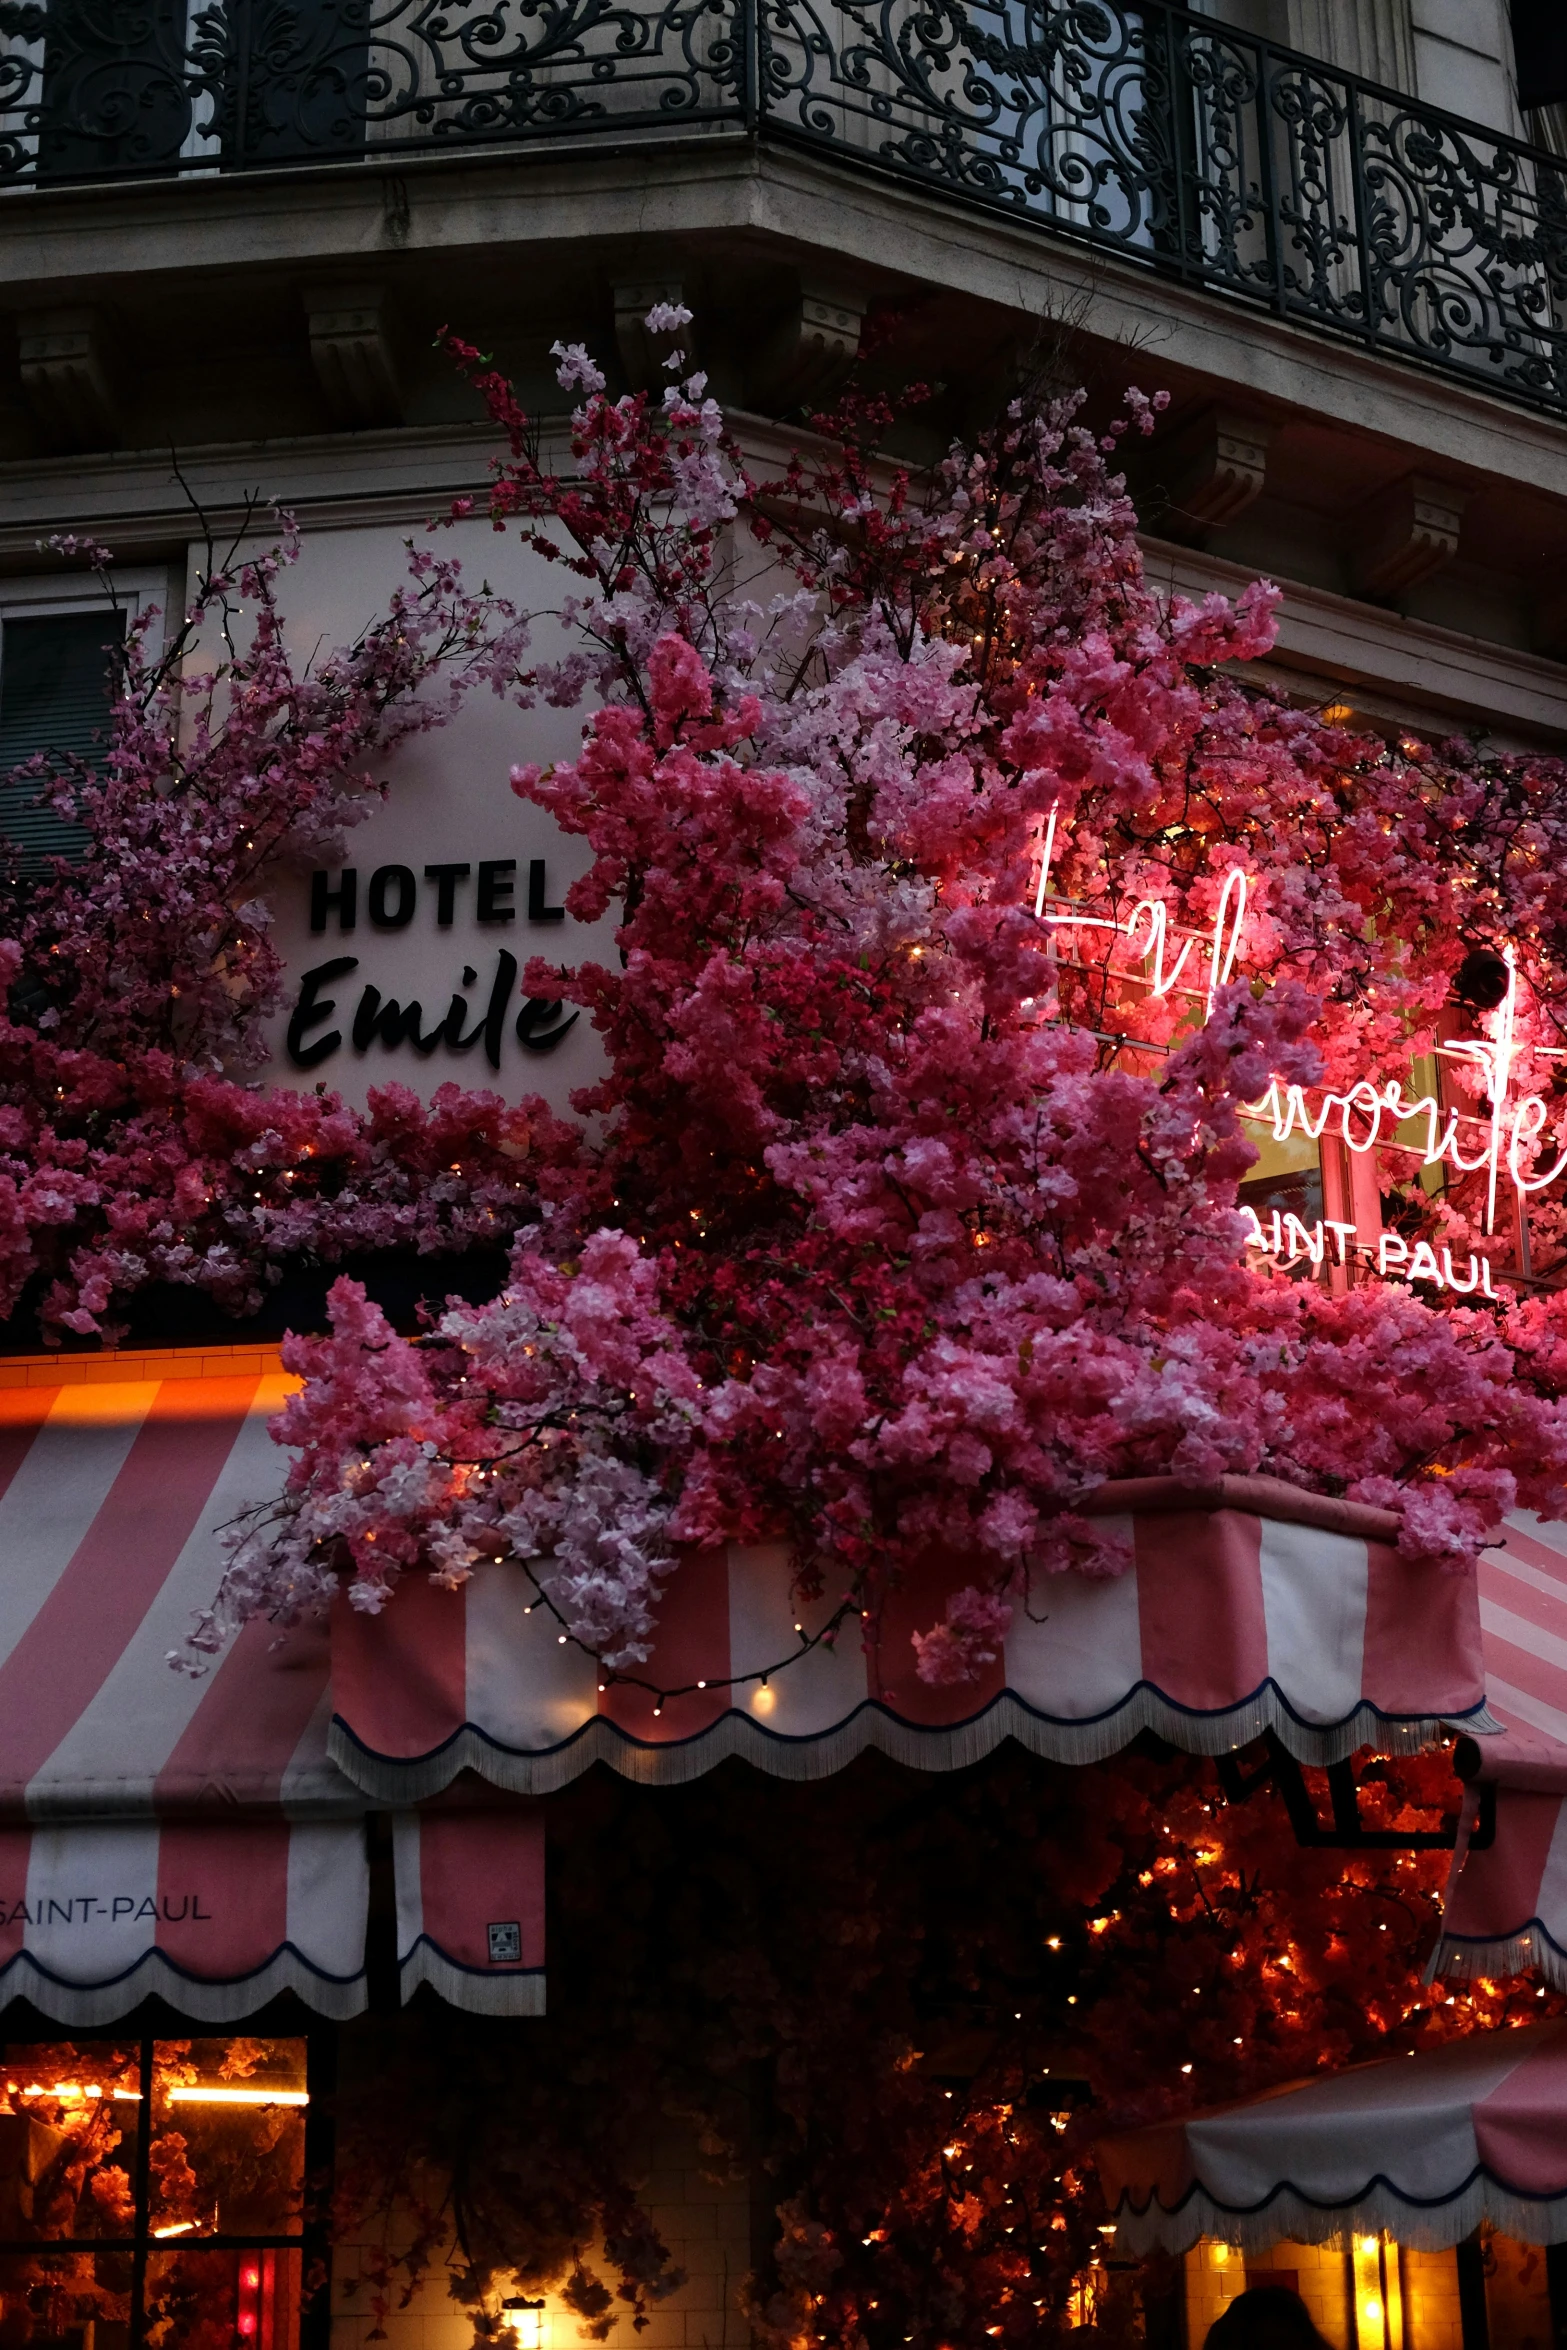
[0,2042,308,2350]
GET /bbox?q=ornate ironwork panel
[4,0,1567,426]
[753,0,1567,420]
[0,0,745,172]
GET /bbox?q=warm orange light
[167,2087,307,2107]
[1352,2232,1403,2350]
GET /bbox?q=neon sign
[1031,809,1566,1241]
[1033,805,1249,1021]
[1244,947,1566,1234]
[1238,1207,1499,1296]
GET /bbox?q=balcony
[2,0,1566,430]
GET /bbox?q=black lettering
[368,864,417,928]
[424,862,472,926]
[516,997,580,1054]
[352,985,442,1055]
[46,1898,71,1924]
[112,1896,134,1919]
[482,950,519,1071]
[193,1896,212,1920]
[440,967,487,1053]
[528,860,567,923]
[287,958,358,1071]
[162,1895,190,1922]
[477,859,516,923]
[310,868,357,933]
[135,1897,158,1921]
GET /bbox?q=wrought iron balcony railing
[4,0,1567,425]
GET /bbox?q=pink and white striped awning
[1099,2019,1567,2253]
[393,1803,545,2014]
[327,1476,1494,1802]
[0,1352,544,2021]
[1431,1515,1567,1990]
[0,1347,1523,2023]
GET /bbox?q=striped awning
[0,1350,543,2020]
[0,1348,1518,2021]
[1100,2019,1567,2254]
[1431,1515,1567,1990]
[327,1476,1494,1800]
[1476,1513,1567,1746]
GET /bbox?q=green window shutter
[0,610,123,873]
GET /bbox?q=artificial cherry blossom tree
[0,504,563,1340]
[203,315,1567,1683]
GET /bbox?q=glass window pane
[149,2044,307,2240]
[0,2050,142,2242]
[145,2248,301,2350]
[0,2246,133,2349]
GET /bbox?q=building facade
[4,6,1567,2350]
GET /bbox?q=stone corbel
[304,283,404,431]
[18,308,121,452]
[1350,473,1467,599]
[1158,408,1273,541]
[613,280,694,393]
[748,280,866,413]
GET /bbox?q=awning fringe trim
[0,1945,367,2024]
[1430,1925,1567,1992]
[329,1687,1491,1801]
[400,1940,545,2017]
[1112,2177,1567,2256]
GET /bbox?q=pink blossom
[17,337,1555,1690]
[911,1588,1015,1687]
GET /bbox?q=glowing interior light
[166,2087,308,2107]
[503,2302,546,2350]
[153,2222,199,2239]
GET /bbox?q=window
[0,2039,312,2350]
[1514,0,1567,112]
[0,610,123,874]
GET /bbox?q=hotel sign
[284,855,580,1075]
